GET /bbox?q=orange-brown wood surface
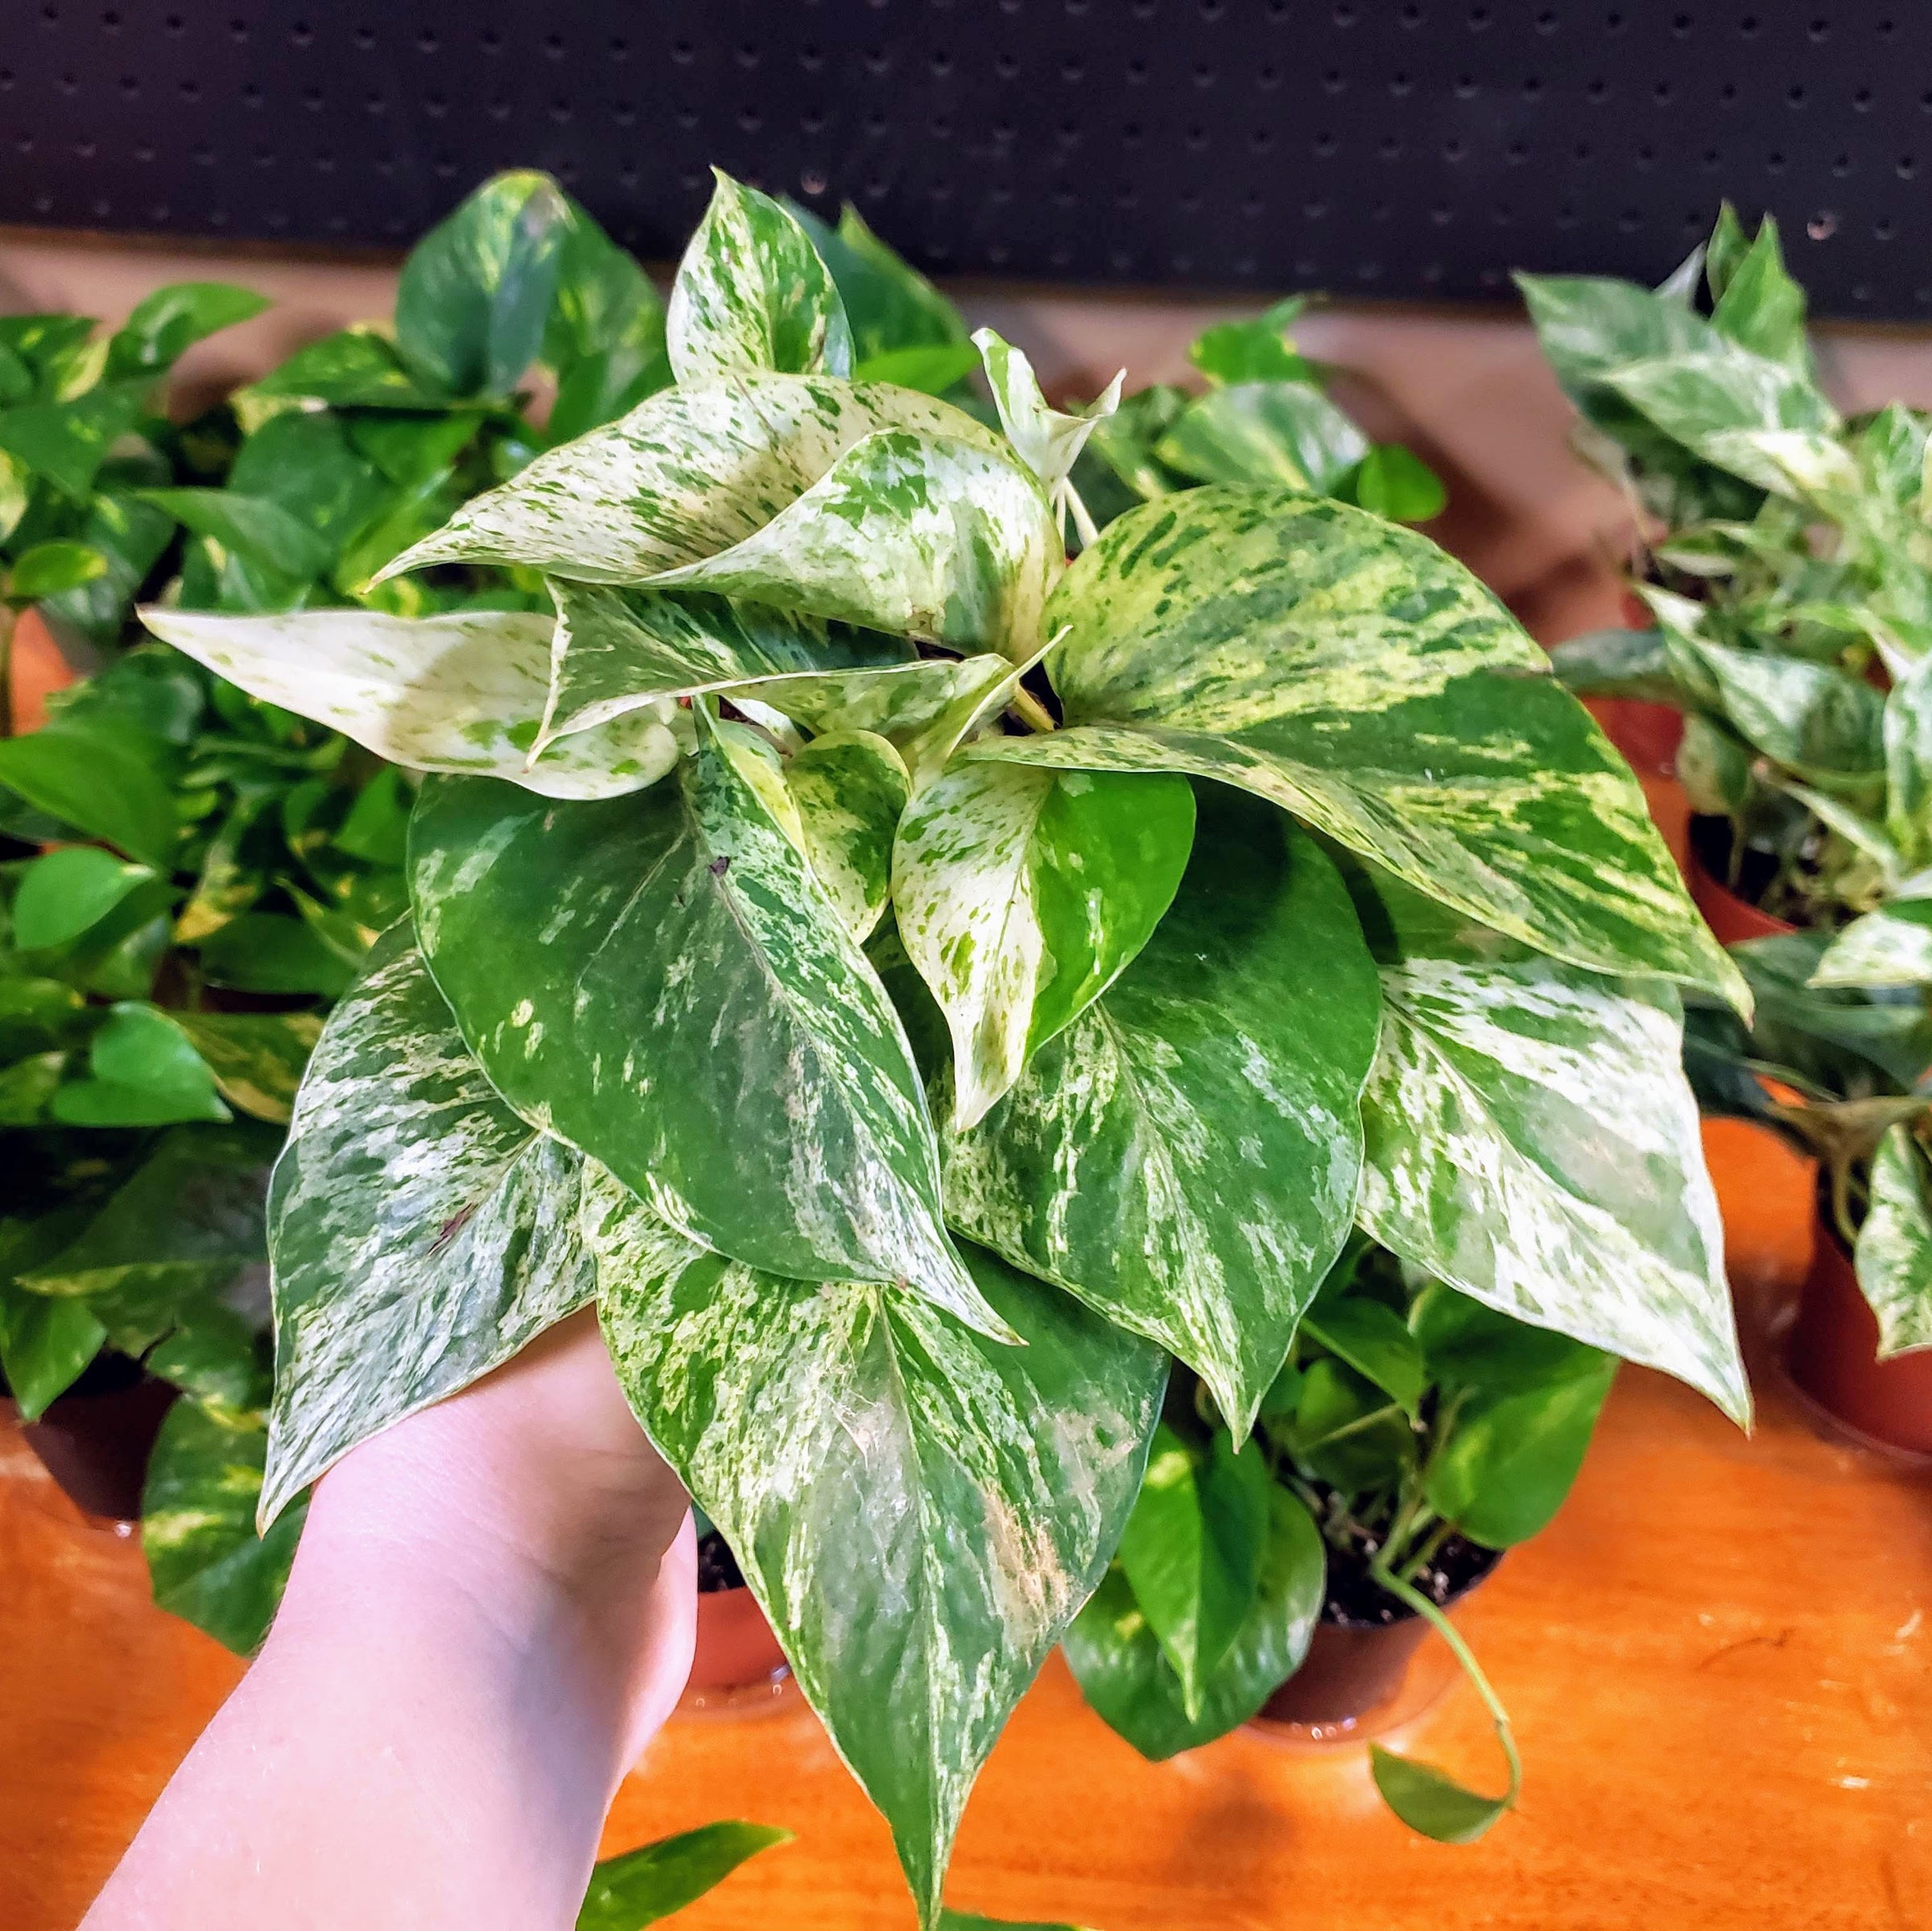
[6,1112,1931,1931]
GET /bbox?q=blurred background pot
[1684,815,1798,947]
[1788,1221,1932,1456]
[680,1528,792,1718]
[4,1351,175,1523]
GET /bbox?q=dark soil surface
[1688,812,1783,913]
[1323,1533,1503,1628]
[696,1528,746,1595]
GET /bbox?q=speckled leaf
[1351,870,1749,1424]
[941,799,1382,1435]
[894,761,1195,1128]
[409,712,997,1333]
[1064,1486,1324,1760]
[378,372,1002,585]
[1811,900,1932,988]
[740,653,1016,745]
[539,579,912,748]
[141,605,683,801]
[1854,1124,1932,1358]
[972,328,1121,541]
[171,1010,322,1124]
[965,489,1745,1011]
[260,927,594,1528]
[650,431,1059,659]
[1686,633,1885,785]
[1885,651,1932,865]
[667,172,852,383]
[1155,381,1369,494]
[587,1169,1165,1929]
[143,1398,308,1657]
[784,731,909,941]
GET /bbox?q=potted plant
[1522,208,1932,1444]
[143,170,1746,1921]
[1065,1236,1616,1842]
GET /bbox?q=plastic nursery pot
[1579,589,1686,777]
[1684,814,1798,946]
[1250,1542,1504,1744]
[680,1530,792,1718]
[3,1352,177,1524]
[6,606,76,734]
[1786,1215,1932,1456]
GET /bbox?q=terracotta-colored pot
[679,1585,791,1715]
[1586,697,1685,778]
[5,1360,176,1522]
[1787,1215,1932,1454]
[1684,815,1797,946]
[6,607,76,734]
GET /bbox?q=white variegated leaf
[894,760,1195,1128]
[261,928,593,1527]
[733,653,1016,743]
[142,604,683,801]
[650,431,1060,660]
[377,373,1008,584]
[1854,1123,1932,1357]
[1810,900,1932,988]
[784,731,909,942]
[667,171,853,383]
[972,326,1121,543]
[586,1166,1164,1930]
[1352,875,1749,1423]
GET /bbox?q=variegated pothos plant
[145,174,1751,1921]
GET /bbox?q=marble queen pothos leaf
[409,708,999,1335]
[1350,869,1749,1424]
[141,606,683,802]
[666,171,854,385]
[941,794,1382,1436]
[259,926,594,1528]
[894,760,1197,1128]
[648,430,1061,660]
[964,488,1748,1013]
[585,1165,1166,1930]
[378,371,1012,585]
[1855,1123,1932,1359]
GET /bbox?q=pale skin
[85,1308,696,1931]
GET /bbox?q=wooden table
[6,1116,1931,1931]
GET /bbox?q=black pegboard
[2,2,1930,320]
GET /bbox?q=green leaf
[10,846,153,950]
[379,370,1012,587]
[894,761,1194,1127]
[0,974,85,1058]
[108,281,269,378]
[0,1271,105,1420]
[538,578,912,750]
[0,382,147,497]
[232,328,450,427]
[1811,899,1932,988]
[1302,1296,1426,1415]
[968,488,1745,1010]
[1411,1285,1615,1396]
[1286,1355,1414,1490]
[141,489,333,581]
[1063,1484,1323,1759]
[38,494,179,650]
[1352,870,1750,1425]
[196,913,353,997]
[1705,204,1752,301]
[169,1010,321,1124]
[650,429,1059,659]
[260,928,593,1527]
[1676,713,1754,818]
[1187,299,1314,386]
[50,1002,229,1127]
[577,1822,791,1931]
[409,712,998,1334]
[1854,1123,1932,1359]
[1686,634,1884,785]
[10,538,109,599]
[1156,382,1368,494]
[142,605,683,801]
[853,341,982,394]
[941,798,1381,1434]
[142,1399,308,1656]
[590,1176,1165,1929]
[1425,1355,1616,1546]
[541,195,668,441]
[1113,1424,1269,1720]
[1347,444,1447,524]
[0,720,178,867]
[782,729,909,941]
[394,170,570,398]
[1736,930,1932,1091]
[1707,214,1810,373]
[1083,385,1191,503]
[667,171,852,383]
[788,202,968,363]
[1368,1744,1513,1846]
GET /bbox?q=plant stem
[1399,1518,1456,1586]
[1008,684,1058,734]
[1297,1400,1401,1454]
[1370,1558,1521,1809]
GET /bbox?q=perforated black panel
[2,3,1929,318]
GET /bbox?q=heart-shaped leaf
[1855,1122,1932,1360]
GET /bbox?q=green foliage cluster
[146,171,1751,1922]
[1524,205,1932,1361]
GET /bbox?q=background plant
[143,171,1748,1922]
[1067,1237,1615,1842]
